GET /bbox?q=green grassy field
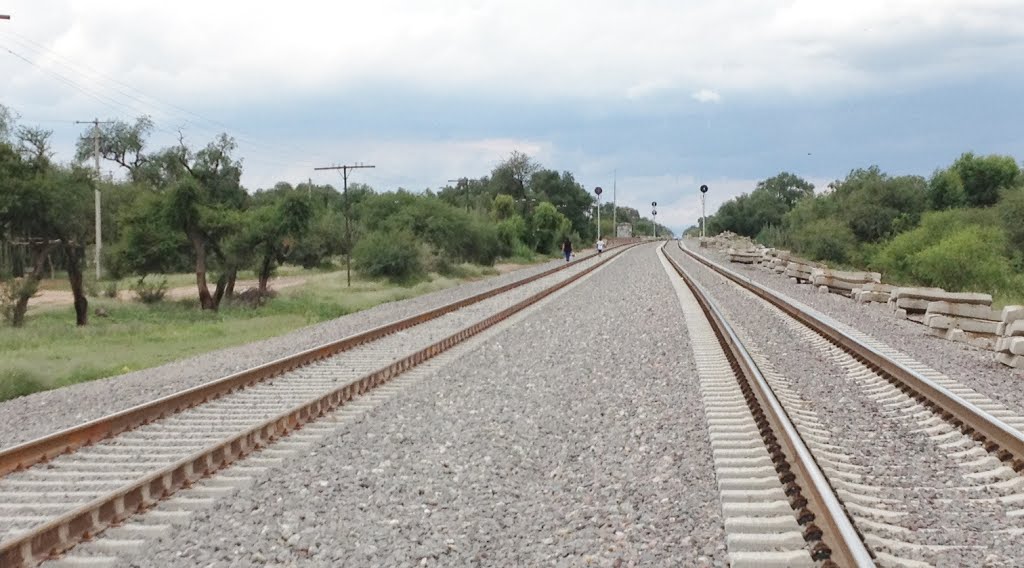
[0,264,504,402]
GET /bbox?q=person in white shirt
[596,238,606,255]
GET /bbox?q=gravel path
[667,245,1022,565]
[684,240,1024,415]
[0,256,596,449]
[126,244,728,567]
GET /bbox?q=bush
[102,280,119,298]
[131,276,168,304]
[791,218,857,264]
[998,187,1024,269]
[907,225,1015,294]
[870,208,1000,282]
[353,230,424,283]
[0,277,38,325]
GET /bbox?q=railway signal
[699,184,709,237]
[594,187,603,240]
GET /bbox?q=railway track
[659,245,872,567]
[0,245,633,568]
[666,241,1024,566]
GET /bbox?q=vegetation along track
[0,244,635,567]
[671,240,1024,565]
[659,244,872,567]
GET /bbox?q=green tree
[75,117,154,182]
[951,152,1021,207]
[529,202,571,254]
[756,172,814,208]
[235,191,313,295]
[492,194,516,221]
[927,168,966,210]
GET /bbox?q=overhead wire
[0,31,333,173]
[1,30,326,165]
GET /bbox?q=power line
[1,31,331,165]
[313,163,376,287]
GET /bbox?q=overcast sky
[2,1,1023,233]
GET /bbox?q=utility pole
[612,170,617,238]
[448,178,469,212]
[313,163,376,287]
[75,118,114,280]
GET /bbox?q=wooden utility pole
[448,178,470,212]
[74,118,114,280]
[313,163,376,287]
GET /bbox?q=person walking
[596,237,606,255]
[562,237,573,262]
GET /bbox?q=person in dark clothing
[561,237,573,262]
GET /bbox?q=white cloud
[691,89,722,104]
[3,0,1023,112]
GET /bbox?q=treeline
[695,155,1024,301]
[0,108,666,327]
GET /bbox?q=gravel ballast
[125,244,728,567]
[668,245,1023,564]
[0,256,600,449]
[685,240,1024,415]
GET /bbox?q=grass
[0,264,509,402]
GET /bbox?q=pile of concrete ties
[811,268,881,297]
[727,248,762,264]
[766,251,791,274]
[920,292,1002,349]
[853,283,895,304]
[889,287,950,323]
[994,306,1024,369]
[784,257,822,284]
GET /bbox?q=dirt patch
[27,277,307,311]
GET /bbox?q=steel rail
[0,243,638,567]
[0,247,625,479]
[661,244,874,567]
[676,240,1024,471]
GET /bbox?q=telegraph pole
[313,163,376,287]
[75,118,114,280]
[448,178,469,212]
[612,170,617,238]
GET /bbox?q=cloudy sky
[2,1,1023,233]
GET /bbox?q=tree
[529,202,571,254]
[75,117,154,182]
[832,167,927,243]
[237,191,313,295]
[530,169,595,239]
[951,152,1021,207]
[928,168,967,210]
[0,131,94,326]
[159,134,248,310]
[492,194,516,220]
[491,151,540,214]
[756,172,814,208]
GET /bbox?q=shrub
[353,230,424,283]
[131,276,168,304]
[0,277,38,325]
[998,187,1024,269]
[870,208,1000,282]
[102,280,119,298]
[907,225,1014,294]
[791,218,857,264]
